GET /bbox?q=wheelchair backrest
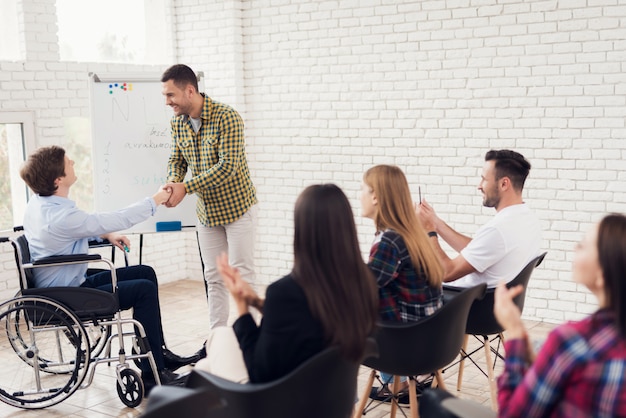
[11,235,36,291]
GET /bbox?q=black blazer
[233,274,326,383]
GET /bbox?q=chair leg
[408,377,419,418]
[352,369,376,418]
[434,370,446,391]
[482,336,498,411]
[390,375,401,418]
[456,334,469,391]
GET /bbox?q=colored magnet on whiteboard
[156,221,182,232]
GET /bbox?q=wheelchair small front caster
[116,368,144,408]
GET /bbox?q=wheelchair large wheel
[0,296,90,409]
[9,291,108,368]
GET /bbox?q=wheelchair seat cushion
[22,287,119,319]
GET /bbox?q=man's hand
[152,185,172,205]
[414,198,438,232]
[494,282,526,339]
[163,182,186,208]
[102,232,130,252]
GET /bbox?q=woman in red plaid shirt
[495,213,626,417]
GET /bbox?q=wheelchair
[0,234,161,409]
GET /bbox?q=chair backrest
[464,252,547,336]
[141,386,225,418]
[186,346,360,418]
[363,283,487,377]
[11,235,35,290]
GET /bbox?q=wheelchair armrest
[26,254,118,290]
[32,254,102,265]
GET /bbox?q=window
[56,0,173,64]
[63,117,94,212]
[0,112,35,231]
[0,0,22,61]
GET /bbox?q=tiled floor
[0,280,556,417]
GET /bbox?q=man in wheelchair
[19,145,205,390]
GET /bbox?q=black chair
[353,283,487,418]
[185,345,362,418]
[444,252,547,410]
[141,386,225,418]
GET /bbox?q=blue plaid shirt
[368,229,443,322]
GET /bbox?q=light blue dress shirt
[23,194,157,287]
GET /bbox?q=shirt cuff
[147,197,157,215]
[504,336,530,372]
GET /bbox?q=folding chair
[444,252,547,410]
[353,283,487,418]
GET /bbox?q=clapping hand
[216,253,263,314]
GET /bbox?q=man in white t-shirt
[417,149,542,288]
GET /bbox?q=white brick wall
[1,0,626,325]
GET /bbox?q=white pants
[197,204,258,329]
[194,326,249,383]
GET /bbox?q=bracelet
[427,231,438,238]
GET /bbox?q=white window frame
[0,111,36,228]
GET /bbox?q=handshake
[152,182,186,208]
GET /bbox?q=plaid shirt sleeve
[167,118,189,183]
[368,234,401,288]
[498,325,584,417]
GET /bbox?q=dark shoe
[162,343,206,370]
[369,384,410,405]
[142,369,188,397]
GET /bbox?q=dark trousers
[81,265,165,372]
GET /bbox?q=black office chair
[141,386,225,418]
[185,345,362,418]
[353,283,487,418]
[445,252,547,410]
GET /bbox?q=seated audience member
[421,213,626,417]
[20,146,204,389]
[417,149,542,288]
[361,165,444,402]
[195,184,378,383]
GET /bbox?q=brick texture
[1,0,625,323]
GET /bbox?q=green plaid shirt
[167,94,257,227]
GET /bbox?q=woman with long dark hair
[195,184,378,383]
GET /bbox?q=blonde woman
[361,165,444,402]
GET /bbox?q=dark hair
[161,64,199,92]
[485,149,531,191]
[292,184,378,361]
[597,213,626,338]
[20,145,66,196]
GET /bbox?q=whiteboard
[88,73,199,233]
